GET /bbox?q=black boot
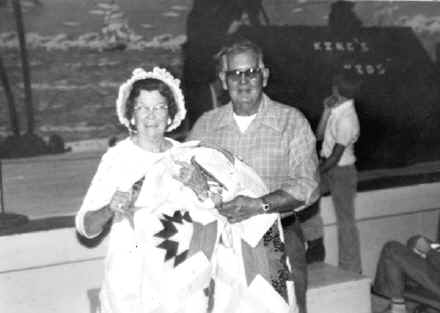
[306,237,326,264]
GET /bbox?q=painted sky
[1,0,440,59]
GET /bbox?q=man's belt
[281,212,297,227]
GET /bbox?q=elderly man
[188,39,319,313]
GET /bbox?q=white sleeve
[334,116,359,147]
[75,152,118,238]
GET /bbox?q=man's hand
[219,195,262,223]
[323,95,338,109]
[408,235,433,258]
[413,236,433,255]
[319,144,345,174]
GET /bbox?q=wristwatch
[260,198,272,213]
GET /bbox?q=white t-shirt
[320,99,360,166]
[233,113,257,133]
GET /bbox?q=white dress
[76,138,296,313]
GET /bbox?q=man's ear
[262,68,270,88]
[219,72,228,90]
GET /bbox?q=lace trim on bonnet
[116,67,186,132]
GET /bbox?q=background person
[188,39,320,313]
[373,235,440,313]
[304,71,362,273]
[75,67,188,313]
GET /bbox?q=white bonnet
[116,67,186,132]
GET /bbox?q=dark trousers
[323,165,362,273]
[373,238,440,299]
[282,215,307,313]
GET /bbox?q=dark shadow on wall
[237,25,440,171]
[182,0,265,126]
[183,1,440,171]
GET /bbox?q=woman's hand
[173,158,209,201]
[109,190,138,229]
[109,190,132,213]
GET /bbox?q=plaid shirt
[188,94,319,211]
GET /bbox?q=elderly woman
[76,67,190,312]
[76,67,186,235]
[76,68,295,313]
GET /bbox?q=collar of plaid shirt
[213,94,284,133]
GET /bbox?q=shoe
[306,237,326,264]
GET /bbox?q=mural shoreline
[2,0,440,153]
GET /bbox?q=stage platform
[2,147,440,220]
[1,148,439,313]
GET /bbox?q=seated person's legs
[374,241,408,299]
[374,237,440,313]
[374,240,410,313]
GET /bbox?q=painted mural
[1,0,440,158]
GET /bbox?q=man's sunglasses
[225,67,263,82]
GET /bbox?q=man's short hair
[332,71,362,99]
[217,38,264,72]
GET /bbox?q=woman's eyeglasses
[225,67,262,83]
[134,104,168,115]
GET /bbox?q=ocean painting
[1,0,440,162]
